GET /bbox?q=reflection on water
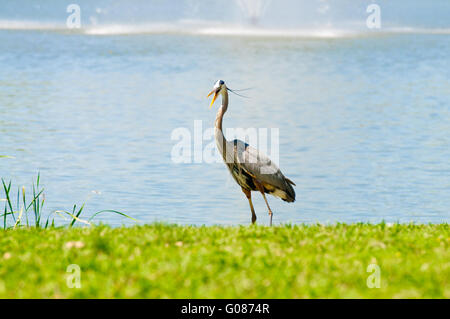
[1,28,449,226]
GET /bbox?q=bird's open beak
[207,89,219,108]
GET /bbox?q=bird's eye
[219,80,224,85]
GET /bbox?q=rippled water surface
[1,26,449,225]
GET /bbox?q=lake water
[1,1,449,226]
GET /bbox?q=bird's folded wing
[234,142,288,191]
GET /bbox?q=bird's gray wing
[232,140,295,200]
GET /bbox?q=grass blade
[55,209,91,226]
[88,210,137,223]
[13,207,23,230]
[70,204,85,227]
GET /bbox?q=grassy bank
[0,223,448,298]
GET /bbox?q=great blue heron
[207,80,296,226]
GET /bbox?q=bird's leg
[262,193,273,227]
[242,188,257,224]
[254,181,273,226]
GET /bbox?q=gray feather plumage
[228,139,296,202]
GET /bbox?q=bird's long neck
[215,89,229,161]
[215,90,228,131]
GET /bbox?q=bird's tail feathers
[285,177,296,186]
[283,179,296,202]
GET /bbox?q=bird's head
[207,80,226,108]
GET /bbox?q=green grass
[0,223,448,298]
[1,174,135,229]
